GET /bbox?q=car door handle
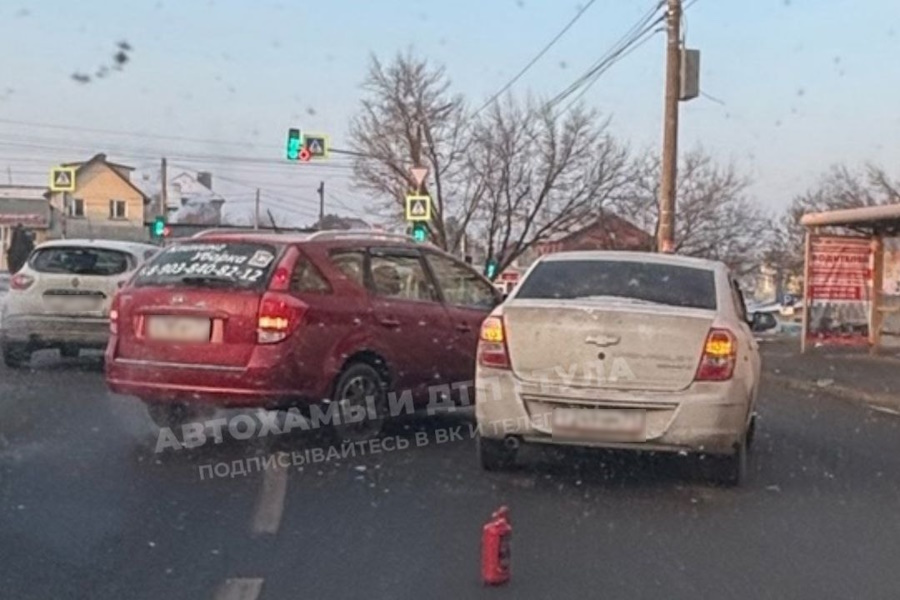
[379,317,401,328]
[455,323,473,333]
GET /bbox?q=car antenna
[266,209,280,234]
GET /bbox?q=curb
[766,373,900,414]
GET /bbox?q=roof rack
[305,229,410,242]
[191,228,261,239]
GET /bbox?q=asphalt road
[2,347,900,599]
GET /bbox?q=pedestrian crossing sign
[405,195,431,222]
[50,167,76,192]
[304,133,329,159]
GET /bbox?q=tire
[60,346,80,359]
[2,343,31,369]
[477,435,517,472]
[146,403,196,430]
[332,363,388,443]
[712,437,747,487]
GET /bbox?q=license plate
[147,316,211,342]
[552,408,645,440]
[45,295,101,313]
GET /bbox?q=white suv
[1,239,159,368]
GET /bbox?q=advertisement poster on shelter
[806,235,872,346]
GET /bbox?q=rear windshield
[133,242,280,290]
[516,260,717,310]
[30,247,133,276]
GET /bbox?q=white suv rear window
[30,247,133,277]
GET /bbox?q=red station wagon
[105,230,500,437]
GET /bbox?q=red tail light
[478,316,510,369]
[109,294,121,335]
[257,292,307,344]
[10,273,34,291]
[695,328,737,381]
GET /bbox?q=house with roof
[46,153,150,242]
[165,171,226,225]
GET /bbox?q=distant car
[1,239,160,368]
[474,251,762,485]
[105,230,501,439]
[750,310,779,335]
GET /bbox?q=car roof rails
[305,229,411,243]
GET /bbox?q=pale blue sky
[0,0,898,225]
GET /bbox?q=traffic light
[484,258,498,279]
[151,216,167,238]
[411,222,428,243]
[286,128,302,160]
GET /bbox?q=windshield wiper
[179,275,235,287]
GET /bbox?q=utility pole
[657,0,682,253]
[254,188,261,230]
[317,181,325,225]
[160,157,168,219]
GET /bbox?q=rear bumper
[1,313,108,348]
[475,367,753,455]
[104,337,327,408]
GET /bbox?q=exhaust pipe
[504,436,521,451]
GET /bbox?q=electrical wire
[473,0,598,115]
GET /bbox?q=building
[165,171,226,226]
[0,185,52,272]
[46,153,151,242]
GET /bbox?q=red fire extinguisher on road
[481,505,512,586]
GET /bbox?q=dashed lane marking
[212,578,264,600]
[250,451,289,535]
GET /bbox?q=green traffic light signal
[412,222,427,243]
[286,128,302,160]
[152,216,166,238]
[485,259,498,279]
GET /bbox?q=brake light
[109,294,120,335]
[10,273,34,291]
[478,316,510,369]
[257,293,306,344]
[695,328,737,381]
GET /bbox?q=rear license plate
[45,295,101,313]
[147,316,211,342]
[552,408,645,440]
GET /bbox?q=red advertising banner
[806,236,872,345]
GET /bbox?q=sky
[0,0,898,227]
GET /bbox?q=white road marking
[212,578,264,600]
[250,452,289,535]
[870,405,900,416]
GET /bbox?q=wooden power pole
[317,181,325,225]
[254,188,261,230]
[160,157,168,219]
[657,0,682,253]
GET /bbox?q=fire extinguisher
[481,505,512,586]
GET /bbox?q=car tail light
[109,294,121,335]
[257,292,307,344]
[478,316,510,369]
[10,273,34,291]
[695,328,737,381]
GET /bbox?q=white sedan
[475,251,761,485]
[1,239,159,368]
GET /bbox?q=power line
[474,0,599,115]
[547,1,666,110]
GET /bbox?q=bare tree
[613,147,770,275]
[469,98,630,275]
[349,52,485,252]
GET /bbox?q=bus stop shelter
[800,204,900,354]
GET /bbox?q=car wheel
[60,346,80,359]
[332,363,388,443]
[146,403,196,430]
[477,435,517,472]
[2,343,31,369]
[712,437,747,487]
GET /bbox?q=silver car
[1,239,159,368]
[474,251,762,485]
